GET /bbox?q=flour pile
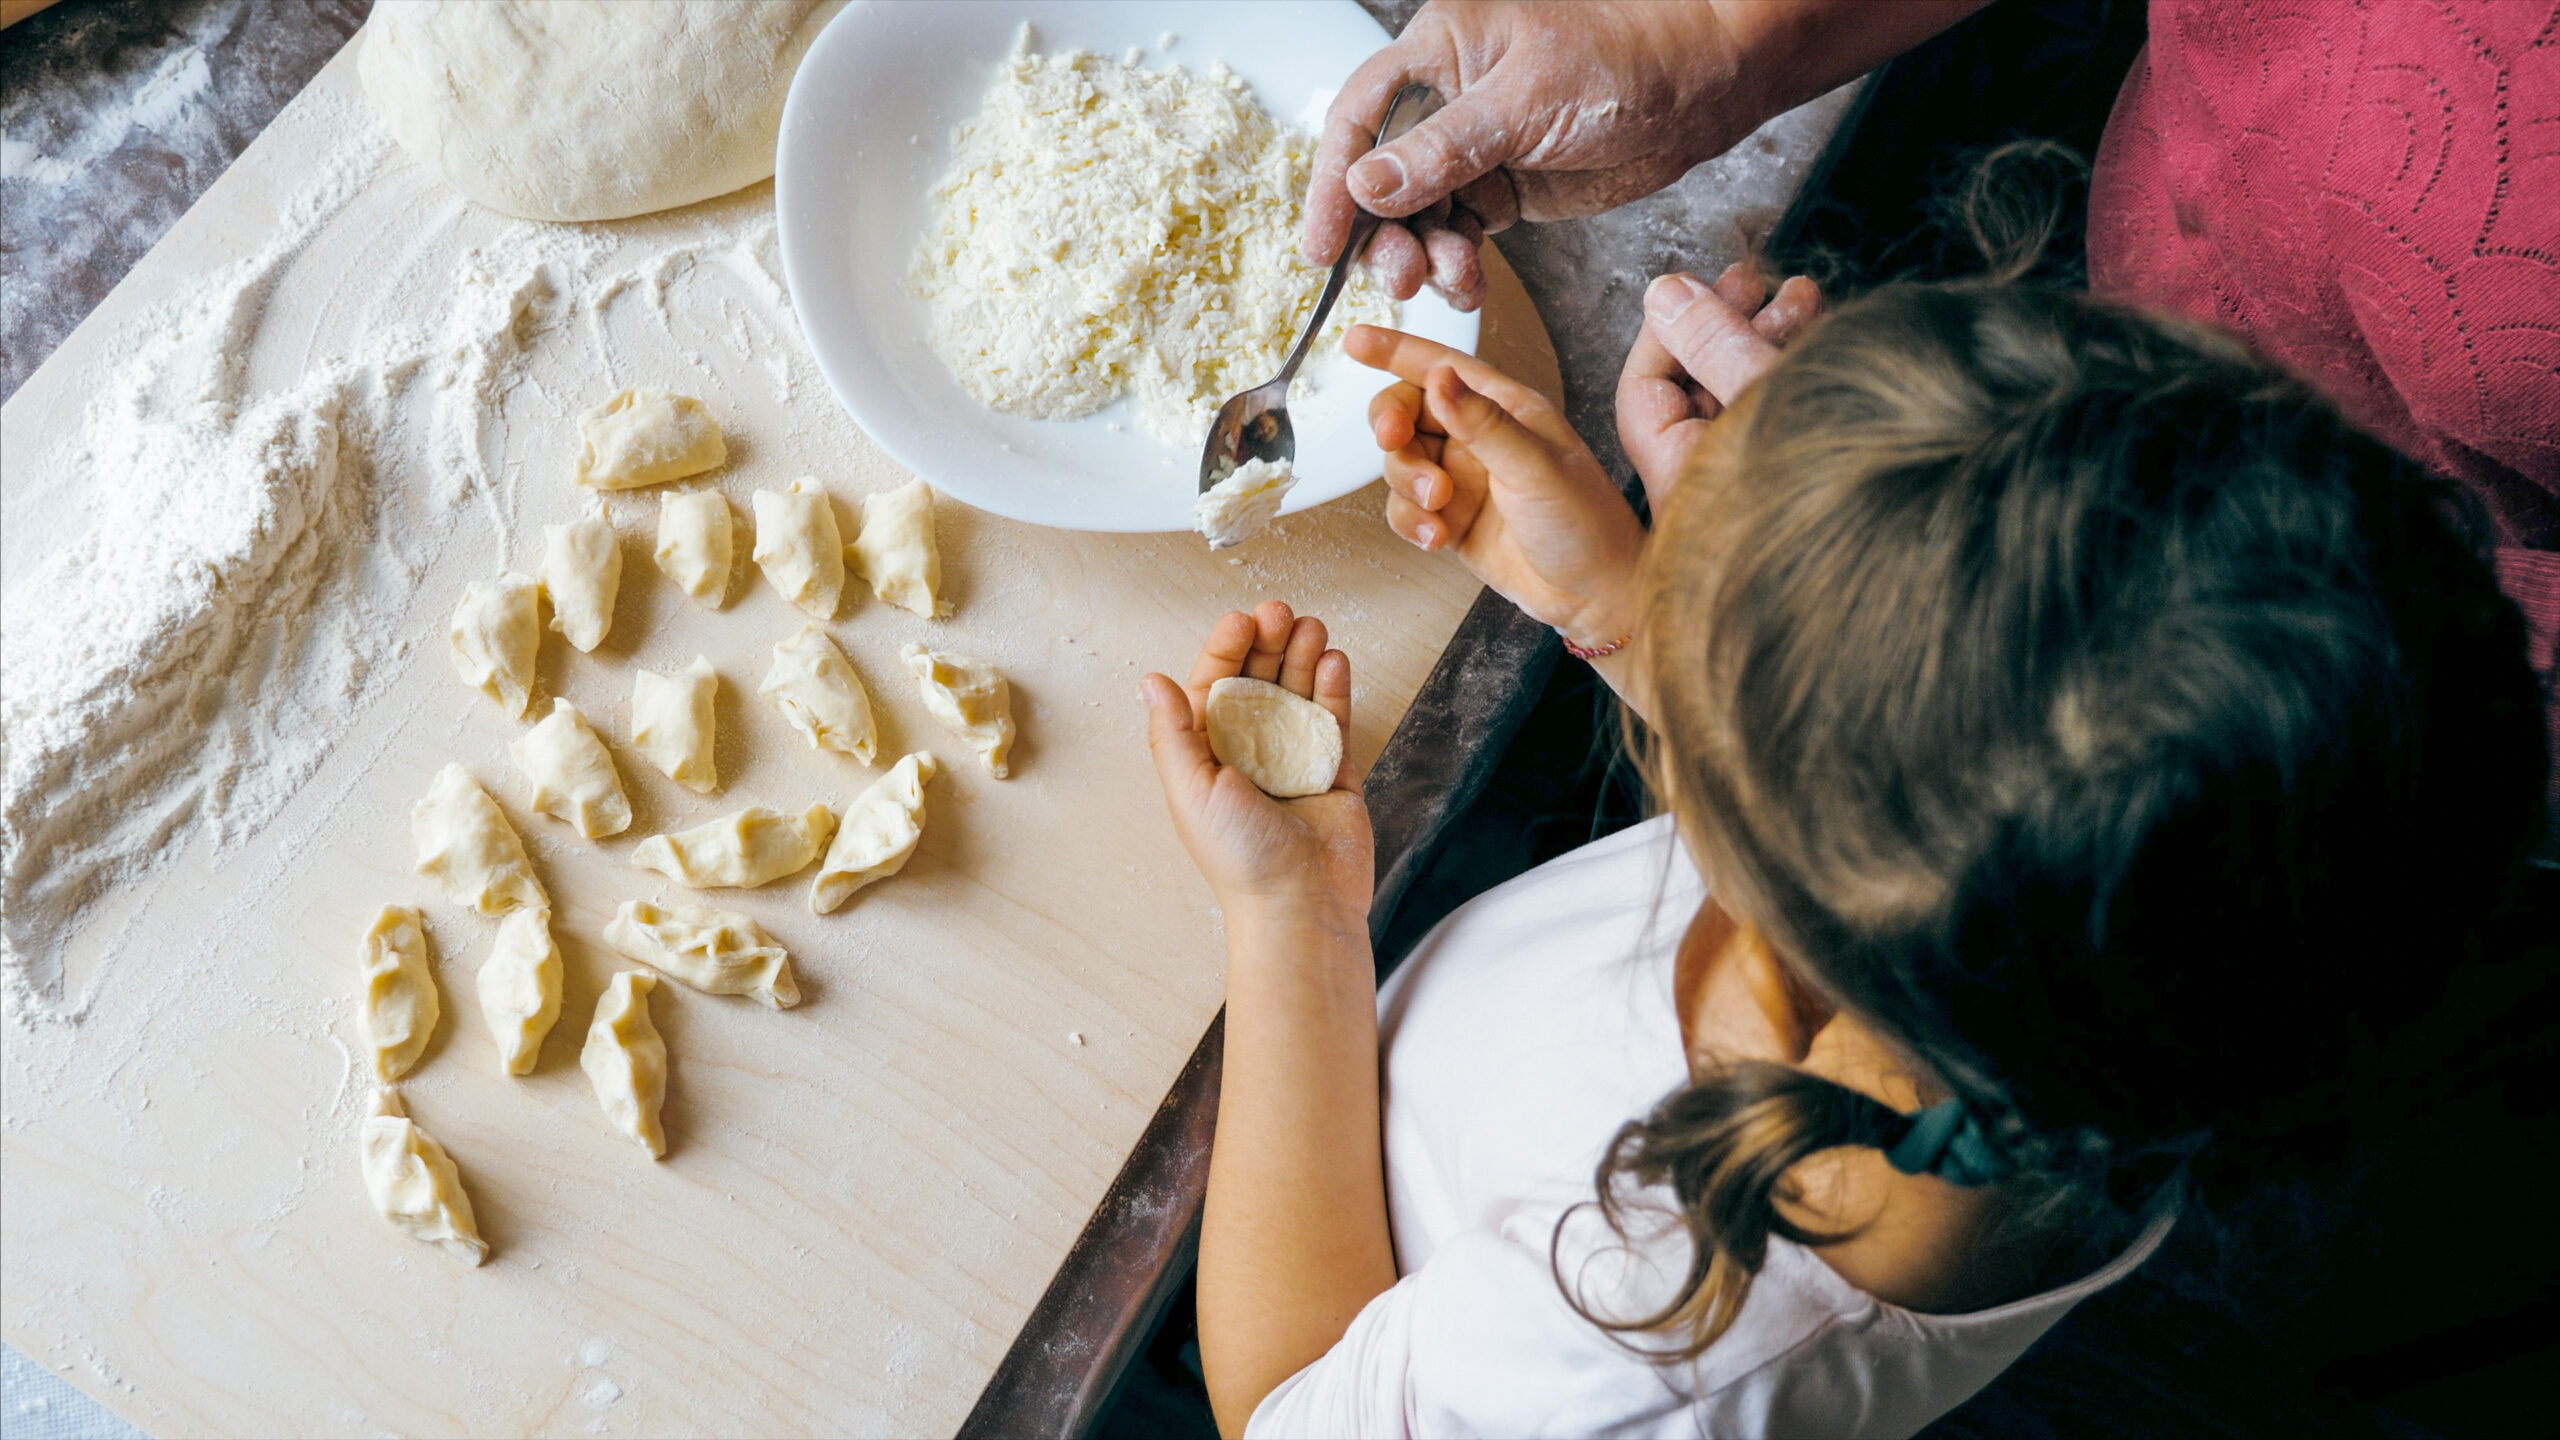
[0,98,589,1017]
[909,34,1393,444]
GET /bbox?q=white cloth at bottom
[1247,815,2173,1439]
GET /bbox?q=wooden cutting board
[0,35,1558,1439]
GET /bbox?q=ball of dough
[359,0,843,223]
[1205,677,1343,799]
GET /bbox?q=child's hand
[1140,602,1374,941]
[1616,264,1821,507]
[1346,325,1645,655]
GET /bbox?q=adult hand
[1140,603,1373,939]
[1306,1,1744,310]
[1307,1,1993,310]
[1617,263,1822,506]
[1348,325,1646,656]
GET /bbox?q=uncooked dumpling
[540,516,621,651]
[632,804,835,888]
[760,625,879,764]
[810,752,936,915]
[360,0,844,222]
[360,1088,487,1264]
[850,478,946,618]
[412,763,545,915]
[1205,676,1341,798]
[509,698,631,838]
[582,971,668,1159]
[655,490,733,603]
[604,900,799,1010]
[449,572,539,718]
[902,644,1015,778]
[631,657,719,794]
[358,905,442,1082]
[478,906,561,1076]
[578,390,727,489]
[753,478,847,619]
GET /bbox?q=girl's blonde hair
[1566,284,2547,1356]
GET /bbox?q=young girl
[1135,276,2549,1438]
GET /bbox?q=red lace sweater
[2088,0,2560,794]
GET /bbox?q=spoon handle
[1274,84,1432,391]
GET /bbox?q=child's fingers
[1279,616,1329,698]
[1313,649,1361,791]
[1618,324,1713,496]
[1242,600,1296,685]
[1754,276,1822,346]
[1369,381,1437,452]
[1642,272,1783,409]
[1384,491,1439,550]
[1346,325,1549,424]
[1383,444,1453,513]
[1426,365,1556,495]
[1140,672,1218,805]
[1184,610,1263,721]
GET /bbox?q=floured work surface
[0,40,1555,1438]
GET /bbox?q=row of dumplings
[357,392,1009,1264]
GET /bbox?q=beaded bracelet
[1559,628,1633,661]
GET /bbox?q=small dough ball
[577,389,726,489]
[1205,676,1342,798]
[360,0,841,222]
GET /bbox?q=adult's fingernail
[1645,273,1708,324]
[1350,150,1406,203]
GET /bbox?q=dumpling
[359,904,442,1082]
[477,906,561,1076]
[360,1088,487,1264]
[759,625,878,764]
[751,477,846,619]
[448,572,539,718]
[411,763,544,915]
[509,698,631,838]
[576,388,725,489]
[810,752,937,915]
[604,900,799,1009]
[540,515,621,652]
[654,490,733,605]
[902,643,1015,778]
[632,804,834,888]
[849,478,946,618]
[582,971,669,1159]
[631,657,718,794]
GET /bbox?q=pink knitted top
[2088,0,2560,790]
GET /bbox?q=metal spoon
[1198,83,1434,494]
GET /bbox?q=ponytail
[1557,1062,1909,1358]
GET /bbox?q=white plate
[774,0,1478,533]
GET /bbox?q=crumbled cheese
[910,45,1393,444]
[1196,455,1296,549]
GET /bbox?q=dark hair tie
[1884,1098,2015,1187]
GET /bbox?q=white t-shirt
[1247,815,2174,1439]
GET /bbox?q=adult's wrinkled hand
[1305,1,1748,310]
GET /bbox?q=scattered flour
[908,32,1391,445]
[0,90,606,1021]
